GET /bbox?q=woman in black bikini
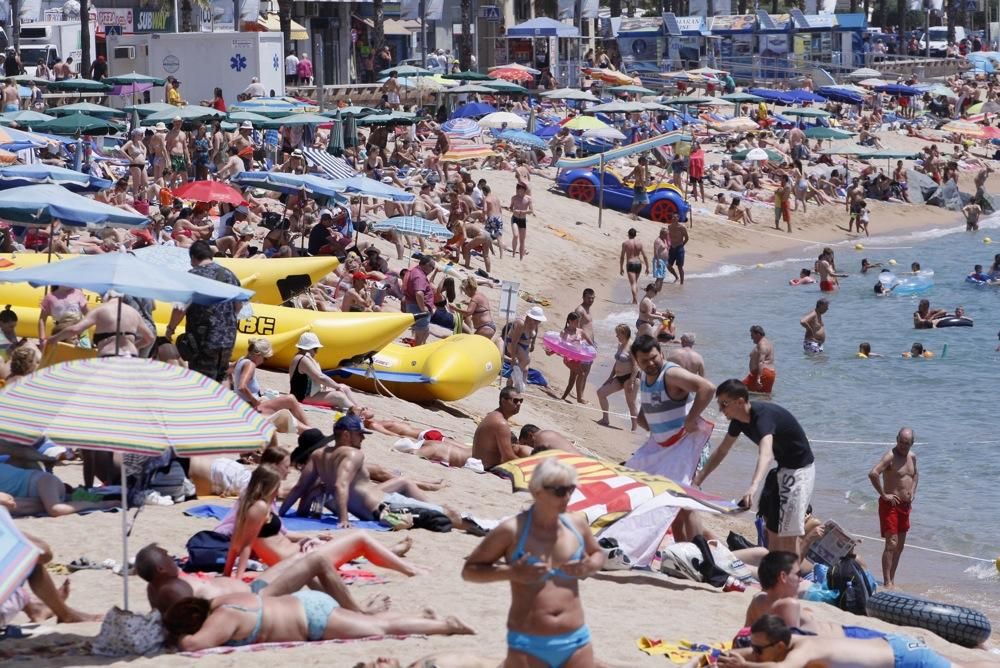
[451,277,496,339]
[596,324,639,431]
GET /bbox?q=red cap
[352,271,368,281]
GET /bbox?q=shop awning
[353,16,420,35]
[258,14,308,40]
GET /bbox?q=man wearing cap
[242,76,266,99]
[230,121,255,169]
[308,208,352,257]
[341,271,377,312]
[402,256,435,345]
[166,77,185,106]
[473,387,533,469]
[165,117,190,188]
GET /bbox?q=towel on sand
[183,504,388,532]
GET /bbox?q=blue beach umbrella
[370,216,451,238]
[499,129,549,150]
[330,175,415,202]
[0,184,147,228]
[0,164,112,192]
[231,171,346,200]
[451,102,497,119]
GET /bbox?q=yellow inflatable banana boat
[329,334,500,403]
[4,300,415,371]
[0,253,338,306]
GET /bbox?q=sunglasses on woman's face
[544,484,576,498]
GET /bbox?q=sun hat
[296,332,323,350]
[172,116,182,123]
[240,120,253,129]
[154,122,167,132]
[526,306,547,322]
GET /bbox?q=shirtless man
[148,123,169,181]
[667,215,689,285]
[816,250,846,292]
[619,228,648,304]
[774,174,793,233]
[973,164,991,206]
[165,117,190,188]
[362,415,474,468]
[341,272,376,312]
[461,221,492,273]
[913,299,947,329]
[517,424,580,454]
[135,542,390,616]
[868,428,918,588]
[652,227,670,293]
[216,145,246,182]
[471,387,532,469]
[800,299,828,354]
[570,288,596,400]
[381,70,401,109]
[3,78,19,112]
[119,130,148,198]
[846,178,865,233]
[626,156,650,221]
[745,325,776,394]
[44,292,155,357]
[514,159,532,195]
[963,202,982,231]
[482,184,504,255]
[667,333,705,376]
[416,183,448,227]
[507,182,533,261]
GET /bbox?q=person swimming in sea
[857,342,882,358]
[902,343,933,358]
[874,269,895,296]
[789,269,815,286]
[967,264,993,284]
[861,258,882,274]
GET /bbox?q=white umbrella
[478,112,527,129]
[848,67,882,79]
[745,147,771,162]
[586,101,647,114]
[582,127,627,141]
[858,77,889,87]
[446,84,495,95]
[540,88,601,102]
[687,67,727,75]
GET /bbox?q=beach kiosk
[505,17,582,88]
[663,14,713,71]
[614,16,667,70]
[757,12,794,79]
[790,10,839,65]
[709,14,756,79]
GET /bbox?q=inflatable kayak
[7,301,415,371]
[0,252,338,306]
[867,590,991,648]
[879,270,934,296]
[329,334,501,403]
[542,331,597,363]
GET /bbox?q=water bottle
[309,495,323,519]
[845,580,857,612]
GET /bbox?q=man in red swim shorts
[816,249,846,293]
[868,428,918,588]
[743,325,776,393]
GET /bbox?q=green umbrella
[356,111,419,127]
[443,71,494,81]
[123,102,175,117]
[1,110,54,125]
[102,72,166,86]
[784,108,831,118]
[321,106,376,118]
[35,112,122,136]
[227,111,273,125]
[379,65,433,77]
[11,75,49,86]
[481,80,529,94]
[142,106,226,125]
[731,147,784,163]
[856,149,920,159]
[47,79,111,93]
[665,95,714,105]
[51,102,126,119]
[258,113,331,128]
[721,92,765,103]
[327,113,345,157]
[804,126,855,140]
[608,84,657,95]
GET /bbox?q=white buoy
[888,259,897,265]
[854,243,864,250]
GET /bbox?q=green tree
[80,0,91,75]
[460,0,473,70]
[372,0,386,55]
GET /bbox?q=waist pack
[184,530,231,573]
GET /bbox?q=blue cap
[334,414,372,434]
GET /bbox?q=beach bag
[659,542,704,582]
[827,555,874,615]
[184,530,231,573]
[91,607,165,656]
[706,539,754,585]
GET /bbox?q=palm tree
[80,0,91,76]
[459,0,472,70]
[279,0,294,49]
[373,0,386,56]
[11,0,19,52]
[897,0,908,55]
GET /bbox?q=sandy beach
[6,128,1000,667]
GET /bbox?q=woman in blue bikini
[462,457,606,667]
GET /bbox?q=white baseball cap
[296,332,324,350]
[526,306,547,322]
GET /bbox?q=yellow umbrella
[941,120,988,138]
[563,115,609,130]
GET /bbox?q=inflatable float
[934,317,973,328]
[5,301,415,371]
[0,252,338,306]
[329,334,501,403]
[867,590,991,648]
[542,331,597,363]
[879,270,934,296]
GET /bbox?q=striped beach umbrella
[0,507,41,607]
[370,216,451,238]
[441,117,482,139]
[0,358,274,456]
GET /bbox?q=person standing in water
[619,228,648,305]
[868,428,918,588]
[800,299,828,354]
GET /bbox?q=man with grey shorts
[694,378,815,557]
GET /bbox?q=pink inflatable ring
[542,331,597,363]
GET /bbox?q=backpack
[826,555,875,615]
[183,530,232,573]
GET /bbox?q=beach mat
[183,504,388,532]
[181,634,425,657]
[637,637,731,663]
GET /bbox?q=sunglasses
[750,640,781,655]
[508,398,524,404]
[717,398,733,409]
[544,484,576,498]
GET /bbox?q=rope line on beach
[526,389,634,420]
[848,532,995,564]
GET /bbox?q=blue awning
[507,17,579,37]
[835,13,867,29]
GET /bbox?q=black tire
[867,590,991,648]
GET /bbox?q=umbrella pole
[115,297,122,356]
[597,152,605,229]
[120,456,129,611]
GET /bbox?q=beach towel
[183,504,388,532]
[500,361,548,387]
[637,637,731,664]
[181,634,425,657]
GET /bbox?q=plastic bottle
[845,580,857,611]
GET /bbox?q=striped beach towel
[301,147,357,179]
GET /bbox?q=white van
[922,26,966,56]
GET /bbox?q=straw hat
[153,122,167,132]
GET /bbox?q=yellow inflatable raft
[329,334,500,403]
[0,253,338,306]
[5,301,415,371]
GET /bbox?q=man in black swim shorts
[619,227,649,304]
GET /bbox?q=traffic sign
[105,25,123,36]
[480,5,501,21]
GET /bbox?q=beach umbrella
[582,126,627,141]
[102,72,166,87]
[441,117,482,138]
[257,112,332,128]
[665,95,714,106]
[344,113,358,148]
[968,100,1000,115]
[445,84,495,95]
[584,67,634,85]
[229,96,318,118]
[0,506,42,605]
[11,75,49,86]
[451,102,497,119]
[721,92,765,103]
[662,71,707,84]
[784,108,831,118]
[478,111,527,129]
[490,62,540,74]
[916,83,956,98]
[642,102,678,112]
[499,129,549,150]
[848,67,882,79]
[370,216,451,238]
[0,125,58,150]
[736,147,783,163]
[687,67,727,75]
[481,80,529,94]
[321,106,376,118]
[226,110,272,125]
[0,357,272,608]
[326,112,345,156]
[0,164,112,192]
[585,100,647,114]
[858,77,889,87]
[0,184,147,229]
[330,175,414,202]
[701,98,736,108]
[527,107,537,134]
[231,171,346,199]
[47,79,111,93]
[712,117,760,132]
[562,115,608,131]
[541,88,601,102]
[173,180,246,206]
[875,84,921,97]
[443,71,495,81]
[123,102,175,117]
[804,126,855,140]
[608,84,657,95]
[355,111,419,127]
[50,102,127,119]
[441,145,496,162]
[34,112,122,136]
[0,110,54,125]
[143,106,225,125]
[379,65,433,77]
[489,68,537,83]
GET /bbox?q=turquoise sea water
[598,214,1000,629]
